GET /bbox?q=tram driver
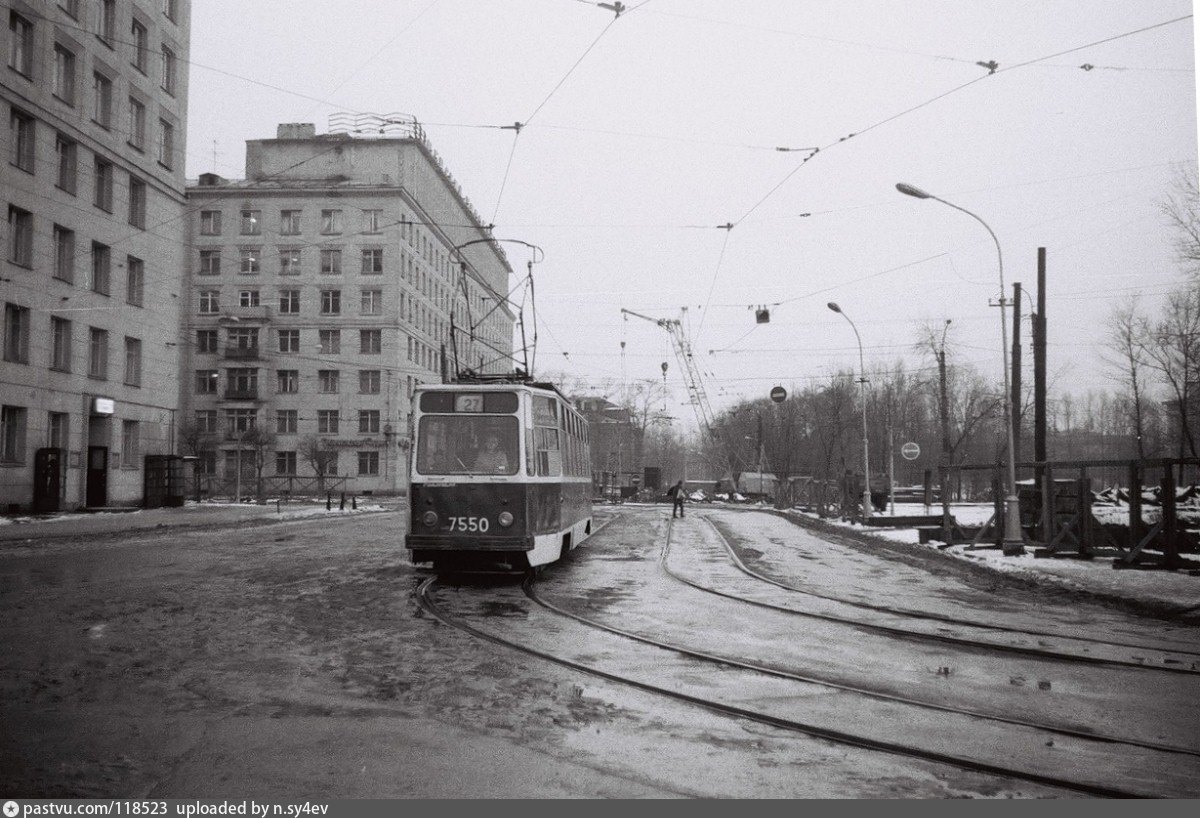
[473,431,510,474]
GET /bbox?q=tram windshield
[416,415,519,476]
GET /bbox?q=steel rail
[704,510,1200,667]
[416,576,1156,797]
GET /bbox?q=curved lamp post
[827,302,872,520]
[895,183,1023,554]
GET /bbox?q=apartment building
[2,0,191,511]
[183,122,516,496]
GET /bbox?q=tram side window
[533,396,561,477]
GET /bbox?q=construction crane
[621,307,732,478]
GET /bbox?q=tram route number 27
[447,516,491,533]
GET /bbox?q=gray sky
[185,1,1198,424]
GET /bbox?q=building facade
[183,122,515,497]
[2,0,191,511]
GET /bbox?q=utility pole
[1012,281,1022,466]
[1034,251,1047,470]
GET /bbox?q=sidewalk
[0,498,403,545]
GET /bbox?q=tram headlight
[422,510,439,527]
[498,511,514,528]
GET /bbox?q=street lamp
[896,182,1023,554]
[827,302,872,521]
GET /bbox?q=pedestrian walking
[669,480,686,518]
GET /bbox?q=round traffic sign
[900,441,921,461]
[770,386,787,403]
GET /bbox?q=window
[238,289,260,308]
[321,209,343,234]
[128,176,146,228]
[161,0,177,23]
[360,289,383,315]
[199,249,221,275]
[279,248,301,275]
[128,97,146,150]
[279,289,300,314]
[225,407,257,434]
[277,329,300,353]
[124,337,142,386]
[363,209,383,234]
[275,451,297,475]
[195,451,216,476]
[361,248,383,275]
[357,451,380,476]
[358,410,380,434]
[55,134,77,193]
[359,370,380,394]
[126,256,144,306]
[9,12,33,77]
[0,405,27,463]
[320,248,341,275]
[239,248,261,275]
[7,206,31,266]
[48,412,69,449]
[317,370,339,393]
[94,157,113,211]
[160,45,176,95]
[90,242,111,295]
[53,225,75,282]
[200,210,222,235]
[156,119,174,167]
[54,45,76,105]
[240,210,261,235]
[227,369,258,399]
[318,330,340,355]
[119,420,140,467]
[194,409,218,433]
[196,329,218,354]
[51,317,72,371]
[10,108,34,172]
[227,326,258,353]
[317,410,339,434]
[92,72,112,127]
[320,290,341,315]
[277,370,298,393]
[60,1,81,19]
[3,303,30,363]
[280,210,301,235]
[88,327,108,379]
[131,19,148,73]
[276,410,297,435]
[360,329,382,355]
[198,290,220,314]
[195,369,218,394]
[96,1,115,44]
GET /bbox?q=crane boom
[620,307,720,447]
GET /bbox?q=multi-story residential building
[2,0,191,511]
[183,122,516,496]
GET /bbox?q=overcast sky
[184,0,1198,425]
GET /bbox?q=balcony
[218,305,272,324]
[222,388,260,401]
[224,346,261,360]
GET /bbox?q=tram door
[86,446,108,507]
[33,448,64,513]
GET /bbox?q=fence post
[1128,462,1142,550]
[1041,464,1055,543]
[326,493,332,511]
[340,492,346,511]
[1161,471,1178,568]
[1077,474,1093,558]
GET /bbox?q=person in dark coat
[669,480,686,518]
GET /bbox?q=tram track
[415,572,1199,798]
[683,512,1200,674]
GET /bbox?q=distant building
[182,121,515,495]
[2,0,192,511]
[576,396,642,493]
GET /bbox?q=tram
[405,378,594,570]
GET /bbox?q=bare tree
[1161,166,1200,278]
[299,435,337,492]
[241,425,276,500]
[1103,299,1152,458]
[1139,284,1200,460]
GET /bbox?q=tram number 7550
[447,516,490,533]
